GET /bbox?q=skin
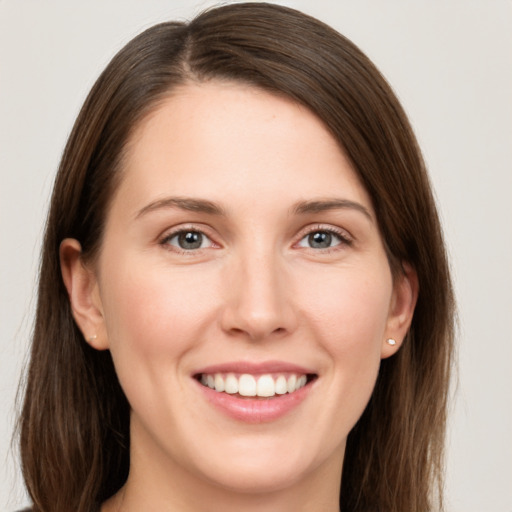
[61,81,417,512]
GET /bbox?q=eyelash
[296,225,353,252]
[159,224,353,254]
[159,225,217,254]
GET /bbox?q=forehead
[115,81,372,216]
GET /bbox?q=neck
[102,422,344,512]
[104,477,341,512]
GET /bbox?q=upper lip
[194,360,317,376]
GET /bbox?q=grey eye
[167,231,211,250]
[298,231,342,249]
[309,232,332,248]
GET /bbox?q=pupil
[179,232,202,249]
[309,232,331,248]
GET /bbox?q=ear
[381,263,419,359]
[60,238,109,350]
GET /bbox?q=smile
[198,372,311,398]
[194,362,317,422]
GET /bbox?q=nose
[220,249,298,341]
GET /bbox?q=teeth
[214,373,225,392]
[297,375,307,390]
[257,374,275,397]
[200,372,310,397]
[287,374,297,393]
[239,374,257,396]
[225,373,238,394]
[275,375,287,395]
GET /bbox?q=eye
[297,229,349,249]
[163,230,213,251]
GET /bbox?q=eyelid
[158,224,221,252]
[157,222,353,254]
[294,224,354,249]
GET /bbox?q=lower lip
[196,379,313,423]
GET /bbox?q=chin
[184,432,342,496]
[200,459,311,495]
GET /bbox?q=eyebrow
[135,197,226,219]
[135,196,372,222]
[292,198,373,221]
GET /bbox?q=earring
[88,334,98,343]
[386,338,397,346]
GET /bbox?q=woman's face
[65,82,415,497]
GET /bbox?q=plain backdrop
[1,1,511,510]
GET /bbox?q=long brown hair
[19,3,455,511]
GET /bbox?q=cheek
[299,265,392,352]
[99,256,219,375]
[297,265,392,409]
[97,256,225,432]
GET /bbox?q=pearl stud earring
[386,338,397,346]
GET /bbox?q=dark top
[17,508,100,512]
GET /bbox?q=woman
[18,3,454,511]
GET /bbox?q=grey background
[1,1,511,510]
